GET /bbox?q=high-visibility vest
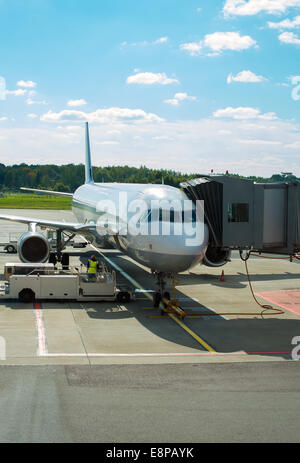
[88,259,98,273]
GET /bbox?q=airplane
[0,123,229,304]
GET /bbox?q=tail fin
[85,122,94,184]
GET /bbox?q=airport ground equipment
[4,262,55,281]
[0,262,134,303]
[0,233,19,253]
[181,176,300,262]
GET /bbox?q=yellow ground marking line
[84,239,216,353]
[168,313,216,353]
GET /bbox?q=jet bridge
[181,176,300,256]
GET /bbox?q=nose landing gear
[153,272,186,319]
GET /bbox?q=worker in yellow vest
[87,255,100,275]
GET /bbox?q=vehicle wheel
[19,288,35,303]
[61,253,70,269]
[6,245,16,254]
[153,292,161,308]
[117,291,131,303]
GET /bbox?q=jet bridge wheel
[19,288,35,303]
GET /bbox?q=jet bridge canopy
[181,176,300,255]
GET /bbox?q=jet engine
[18,232,50,263]
[203,246,231,268]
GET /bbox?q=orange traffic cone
[220,270,225,282]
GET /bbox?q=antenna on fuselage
[85,121,94,184]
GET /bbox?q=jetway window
[228,203,249,223]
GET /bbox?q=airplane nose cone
[128,226,208,273]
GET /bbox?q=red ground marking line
[33,302,48,356]
[40,351,292,357]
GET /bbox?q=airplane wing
[0,213,97,233]
[20,187,73,197]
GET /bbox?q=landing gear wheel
[153,292,161,308]
[163,291,170,307]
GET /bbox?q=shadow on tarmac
[2,249,299,360]
[74,250,300,360]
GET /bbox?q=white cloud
[27,113,38,119]
[107,129,122,135]
[289,74,300,83]
[26,98,47,105]
[40,107,164,124]
[126,72,179,85]
[268,15,300,28]
[236,138,282,145]
[121,37,169,48]
[164,92,197,106]
[153,37,169,44]
[180,42,203,56]
[164,98,179,106]
[227,70,268,83]
[17,80,37,88]
[218,129,232,135]
[153,135,173,140]
[204,32,257,52]
[175,92,197,101]
[0,117,8,121]
[67,99,87,107]
[180,32,257,56]
[285,140,300,148]
[213,106,278,120]
[279,31,300,43]
[97,141,120,145]
[223,0,300,16]
[5,89,27,96]
[1,117,300,176]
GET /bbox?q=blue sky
[0,0,300,176]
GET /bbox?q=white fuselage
[72,182,208,273]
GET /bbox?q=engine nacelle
[203,246,231,268]
[18,232,50,263]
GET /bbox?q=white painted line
[33,302,48,356]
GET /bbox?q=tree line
[0,163,298,193]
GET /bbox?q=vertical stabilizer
[85,122,94,184]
